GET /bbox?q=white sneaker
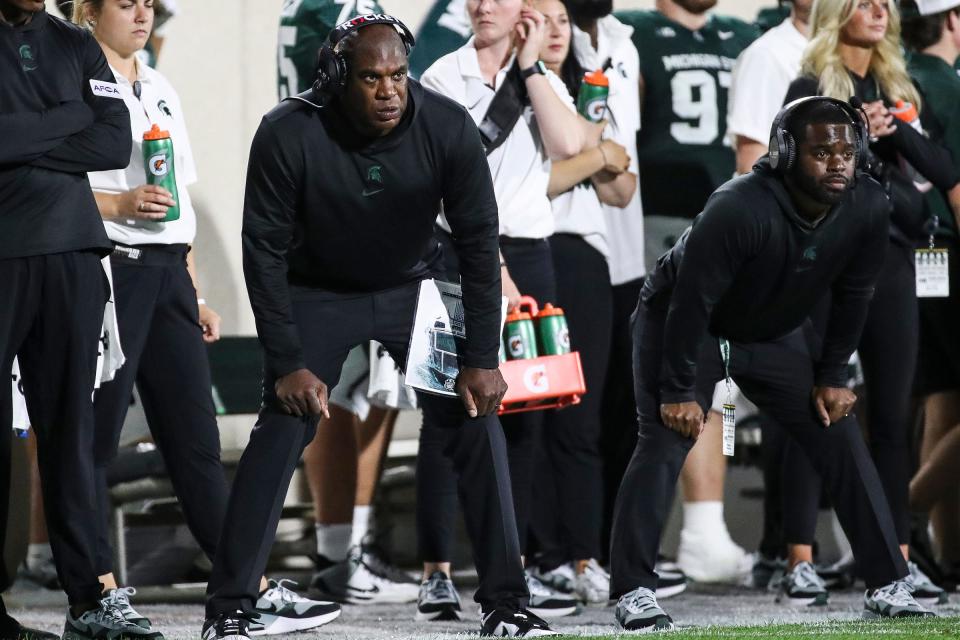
[573,560,609,604]
[528,563,575,594]
[864,580,936,619]
[309,548,418,604]
[252,579,341,635]
[676,528,752,584]
[525,573,578,618]
[904,561,948,606]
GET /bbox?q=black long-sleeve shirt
[643,158,890,403]
[785,74,960,241]
[1,9,130,259]
[242,80,501,378]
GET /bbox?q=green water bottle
[504,308,538,360]
[537,303,570,356]
[576,70,609,123]
[142,124,180,222]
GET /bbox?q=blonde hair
[802,0,921,109]
[71,0,104,29]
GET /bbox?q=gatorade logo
[523,365,549,394]
[584,97,606,122]
[148,153,169,177]
[508,335,525,357]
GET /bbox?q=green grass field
[569,616,960,639]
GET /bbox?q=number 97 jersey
[278,0,385,100]
[615,10,757,219]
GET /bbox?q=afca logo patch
[89,79,123,99]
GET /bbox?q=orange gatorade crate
[498,352,586,415]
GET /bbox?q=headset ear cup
[783,132,796,172]
[768,133,781,170]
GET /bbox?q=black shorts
[917,237,960,396]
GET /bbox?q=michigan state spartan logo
[363,165,384,197]
[19,44,37,72]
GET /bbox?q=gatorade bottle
[536,303,570,356]
[577,70,609,123]
[504,309,539,360]
[890,101,932,193]
[142,124,180,221]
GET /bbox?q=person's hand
[198,302,221,343]
[515,6,546,70]
[598,140,630,175]
[275,368,330,418]
[502,266,522,312]
[812,386,857,427]
[660,401,705,439]
[863,101,896,139]
[116,185,176,220]
[456,366,508,418]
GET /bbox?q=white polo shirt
[88,61,198,246]
[571,15,644,285]
[421,38,575,239]
[727,17,807,147]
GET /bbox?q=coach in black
[609,98,934,632]
[202,15,551,640]
[0,1,138,639]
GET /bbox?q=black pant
[0,251,107,607]
[206,281,527,616]
[92,247,228,574]
[609,301,907,597]
[599,277,644,563]
[417,235,556,561]
[531,234,612,567]
[782,243,916,545]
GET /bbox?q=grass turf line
[565,616,960,638]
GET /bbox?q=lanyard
[719,338,735,457]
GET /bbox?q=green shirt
[277,0,384,99]
[614,10,758,218]
[754,6,790,33]
[909,52,960,238]
[409,0,472,79]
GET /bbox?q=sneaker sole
[527,605,579,618]
[778,593,829,607]
[862,608,936,620]
[655,583,687,599]
[615,616,676,632]
[249,609,341,636]
[64,628,165,640]
[415,607,463,622]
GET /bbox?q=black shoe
[479,607,559,637]
[63,600,164,640]
[201,611,257,640]
[0,615,58,640]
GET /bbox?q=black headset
[768,96,869,173]
[313,14,416,97]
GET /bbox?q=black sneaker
[310,546,419,604]
[817,556,856,590]
[63,598,164,640]
[0,613,58,640]
[750,552,786,591]
[415,571,462,621]
[525,573,578,618]
[654,561,687,599]
[252,579,341,635]
[614,587,675,632]
[480,607,559,637]
[201,611,257,640]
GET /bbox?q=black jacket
[0,9,131,259]
[644,158,890,403]
[242,80,501,378]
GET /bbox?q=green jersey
[409,0,472,79]
[615,10,757,218]
[754,5,790,33]
[277,0,384,100]
[909,53,960,238]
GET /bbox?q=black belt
[111,243,189,266]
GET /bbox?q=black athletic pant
[417,234,556,562]
[782,242,916,546]
[599,277,644,563]
[0,251,107,607]
[92,246,228,575]
[207,281,527,616]
[531,234,612,567]
[609,300,907,597]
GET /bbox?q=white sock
[315,523,352,563]
[350,505,373,548]
[26,542,52,570]
[681,501,731,541]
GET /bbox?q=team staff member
[416,0,587,622]
[0,0,139,638]
[781,0,959,605]
[70,1,339,636]
[203,17,557,640]
[609,98,932,631]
